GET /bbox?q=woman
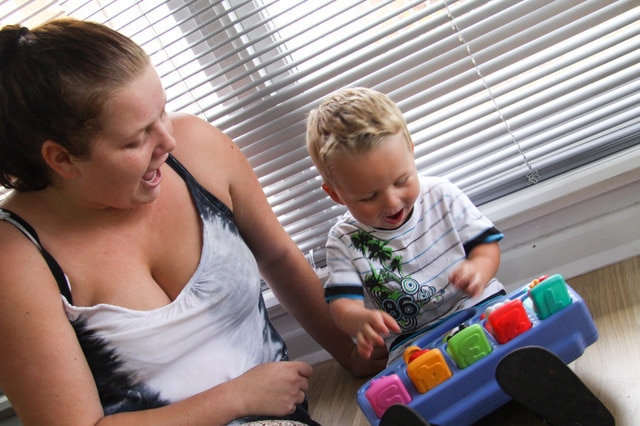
[0,18,386,425]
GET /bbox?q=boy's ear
[41,140,80,179]
[321,182,345,205]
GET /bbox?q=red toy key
[485,299,532,344]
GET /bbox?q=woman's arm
[0,223,105,425]
[225,133,388,376]
[170,114,388,377]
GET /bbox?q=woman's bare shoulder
[168,113,247,209]
[170,113,231,153]
[0,216,58,297]
[169,113,235,169]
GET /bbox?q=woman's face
[70,64,176,210]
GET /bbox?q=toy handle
[411,308,478,349]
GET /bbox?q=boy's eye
[395,176,409,186]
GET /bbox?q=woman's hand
[230,361,312,418]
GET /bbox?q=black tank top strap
[166,154,235,224]
[0,208,72,303]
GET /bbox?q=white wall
[266,144,640,365]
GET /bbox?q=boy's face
[322,132,420,230]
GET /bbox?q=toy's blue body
[356,275,598,426]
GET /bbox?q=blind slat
[6,0,639,267]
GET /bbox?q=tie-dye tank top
[0,155,288,424]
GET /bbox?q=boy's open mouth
[387,210,403,222]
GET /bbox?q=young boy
[305,87,505,363]
[305,87,614,426]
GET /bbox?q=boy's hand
[354,310,401,359]
[449,260,485,298]
[329,298,400,360]
[449,242,501,298]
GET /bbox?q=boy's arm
[329,298,400,359]
[449,241,501,297]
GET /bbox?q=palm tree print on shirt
[351,230,444,332]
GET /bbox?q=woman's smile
[142,167,162,186]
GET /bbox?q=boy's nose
[382,189,401,210]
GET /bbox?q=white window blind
[2,0,639,270]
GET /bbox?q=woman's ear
[41,141,80,179]
[321,182,345,205]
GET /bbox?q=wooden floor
[306,255,640,426]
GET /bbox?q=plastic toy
[357,274,599,425]
[403,347,452,393]
[365,374,412,418]
[483,299,531,344]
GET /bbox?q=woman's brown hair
[0,18,149,191]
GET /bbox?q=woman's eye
[125,138,144,149]
[126,130,151,148]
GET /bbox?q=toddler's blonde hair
[306,87,412,185]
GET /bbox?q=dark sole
[496,346,614,426]
[379,404,432,426]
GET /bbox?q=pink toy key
[365,374,412,418]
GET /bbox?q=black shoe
[496,346,614,426]
[379,404,431,426]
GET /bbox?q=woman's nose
[155,124,176,154]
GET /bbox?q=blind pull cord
[444,0,540,186]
